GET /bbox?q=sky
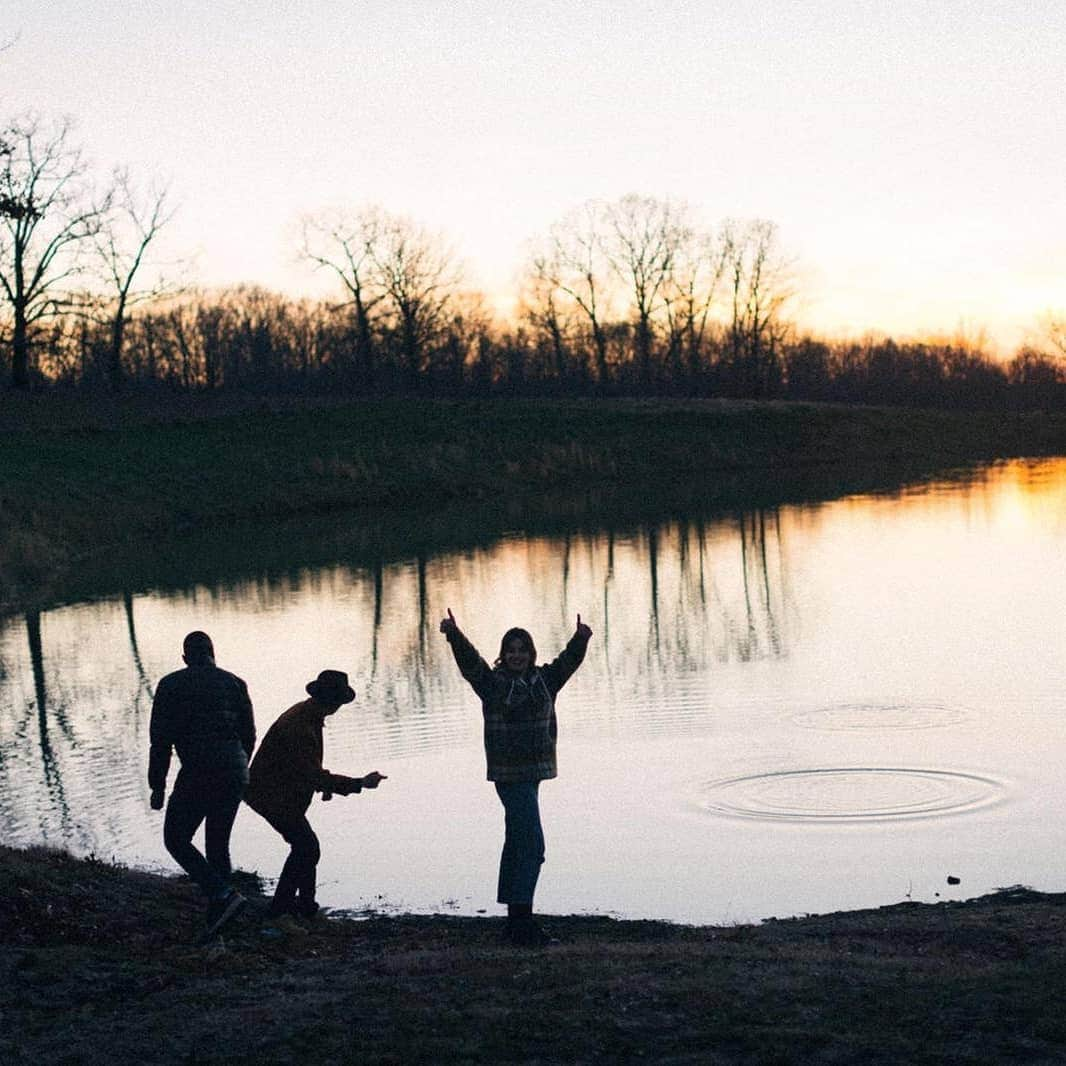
[5,0,1065,352]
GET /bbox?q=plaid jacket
[148,663,255,792]
[446,628,590,782]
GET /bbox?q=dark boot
[504,903,557,947]
[203,889,247,939]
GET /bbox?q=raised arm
[541,614,593,694]
[440,609,495,700]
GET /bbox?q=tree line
[3,114,1065,409]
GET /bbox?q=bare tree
[0,130,17,220]
[433,288,493,389]
[721,219,794,397]
[370,212,461,388]
[0,35,15,216]
[0,115,103,388]
[1,41,24,219]
[520,257,572,384]
[539,202,613,385]
[1041,312,1066,361]
[300,206,388,388]
[601,194,688,388]
[93,169,177,390]
[662,226,728,384]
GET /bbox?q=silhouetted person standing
[440,609,592,946]
[244,670,387,919]
[148,630,255,938]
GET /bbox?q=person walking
[439,609,592,946]
[148,630,256,939]
[244,670,387,919]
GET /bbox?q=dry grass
[3,396,1066,613]
[3,846,1066,1064]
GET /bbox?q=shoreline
[3,843,1066,1063]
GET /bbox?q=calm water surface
[3,458,1065,924]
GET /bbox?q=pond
[2,457,1065,925]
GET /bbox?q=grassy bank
[3,394,1066,609]
[2,846,1065,1064]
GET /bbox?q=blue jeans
[163,768,244,899]
[495,781,545,905]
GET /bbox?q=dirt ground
[3,846,1066,1064]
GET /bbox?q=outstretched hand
[575,613,592,640]
[439,608,458,636]
[362,772,387,789]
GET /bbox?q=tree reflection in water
[6,459,1066,920]
[0,504,793,857]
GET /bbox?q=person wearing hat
[149,630,256,939]
[244,670,386,919]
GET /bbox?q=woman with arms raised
[440,609,592,946]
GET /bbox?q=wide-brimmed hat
[306,669,356,704]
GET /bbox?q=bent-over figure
[244,669,386,919]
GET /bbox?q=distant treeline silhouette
[18,283,1064,410]
[3,116,1064,409]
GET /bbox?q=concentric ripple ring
[697,767,1003,823]
[791,702,969,732]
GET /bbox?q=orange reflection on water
[4,456,1066,924]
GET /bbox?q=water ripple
[696,767,1004,823]
[791,702,969,732]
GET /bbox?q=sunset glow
[5,0,1064,352]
